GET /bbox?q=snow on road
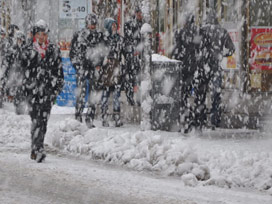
[0,103,272,203]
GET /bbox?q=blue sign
[57,57,89,107]
[57,57,77,107]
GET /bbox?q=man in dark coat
[22,20,64,162]
[1,31,27,114]
[0,24,20,104]
[70,13,106,128]
[200,10,235,130]
[172,14,202,133]
[123,7,143,106]
[100,18,126,127]
[0,27,7,108]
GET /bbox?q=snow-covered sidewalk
[0,104,272,203]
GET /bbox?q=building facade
[1,0,271,92]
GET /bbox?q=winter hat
[104,18,117,35]
[32,19,50,35]
[0,27,6,35]
[8,24,19,37]
[184,13,195,27]
[15,30,25,41]
[135,6,141,13]
[85,13,98,26]
[205,9,219,25]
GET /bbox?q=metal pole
[140,0,153,130]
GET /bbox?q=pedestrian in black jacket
[0,24,20,103]
[22,20,64,162]
[172,14,202,133]
[123,7,143,106]
[200,10,235,130]
[1,30,27,114]
[70,13,106,128]
[0,27,7,108]
[100,18,125,127]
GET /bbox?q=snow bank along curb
[52,118,210,187]
[51,118,272,191]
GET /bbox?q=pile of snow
[51,118,210,186]
[202,147,272,191]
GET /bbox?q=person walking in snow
[123,6,144,106]
[70,13,106,128]
[21,20,64,162]
[0,27,7,108]
[200,10,235,130]
[0,30,27,114]
[0,24,20,104]
[99,18,126,127]
[172,13,202,133]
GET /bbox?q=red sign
[250,27,272,70]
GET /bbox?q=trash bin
[151,61,182,131]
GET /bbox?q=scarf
[33,36,49,58]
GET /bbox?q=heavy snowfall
[0,0,271,203]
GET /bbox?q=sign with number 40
[59,0,87,19]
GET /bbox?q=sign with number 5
[59,0,87,19]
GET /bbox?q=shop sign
[59,0,87,19]
[250,27,272,70]
[225,30,239,69]
[221,30,239,70]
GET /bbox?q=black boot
[31,149,46,163]
[101,109,109,127]
[36,149,46,163]
[86,118,95,129]
[30,150,36,160]
[113,112,123,127]
[75,114,82,123]
[102,113,109,127]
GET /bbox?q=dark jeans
[75,72,89,120]
[193,75,209,129]
[210,71,223,127]
[29,102,52,152]
[85,82,101,122]
[101,86,121,117]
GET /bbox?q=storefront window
[158,0,166,32]
[221,0,239,22]
[250,0,272,26]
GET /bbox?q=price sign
[59,0,87,19]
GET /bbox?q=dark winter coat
[123,17,143,86]
[200,22,235,72]
[69,28,106,79]
[172,19,201,77]
[0,43,25,90]
[0,37,7,59]
[21,42,64,106]
[124,17,143,50]
[100,19,126,88]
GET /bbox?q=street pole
[140,0,153,130]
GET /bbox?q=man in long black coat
[100,18,126,127]
[70,13,106,128]
[200,10,235,130]
[22,20,64,162]
[172,14,202,133]
[123,7,143,106]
